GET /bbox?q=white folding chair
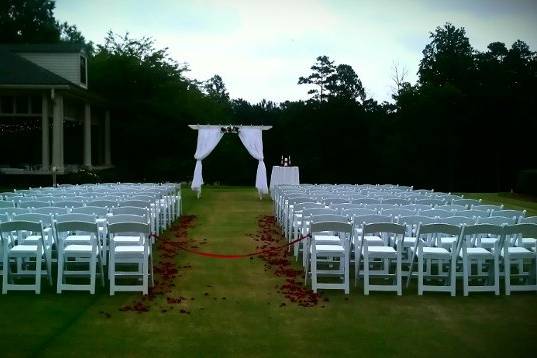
[108,221,151,295]
[360,222,406,295]
[407,223,462,296]
[502,223,537,295]
[1,220,52,294]
[55,220,104,294]
[459,224,503,296]
[307,219,352,294]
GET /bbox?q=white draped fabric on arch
[188,125,271,198]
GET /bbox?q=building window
[80,55,87,85]
[1,96,14,113]
[15,96,29,114]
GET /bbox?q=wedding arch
[188,125,272,198]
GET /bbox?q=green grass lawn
[0,187,536,357]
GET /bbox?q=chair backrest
[32,206,71,215]
[18,200,50,208]
[12,213,53,226]
[382,198,410,205]
[454,210,490,219]
[503,223,537,247]
[519,216,537,224]
[55,213,96,223]
[0,220,45,244]
[310,221,352,235]
[55,221,99,240]
[415,198,445,206]
[1,220,43,232]
[352,198,381,205]
[3,207,30,216]
[51,200,85,208]
[111,206,149,217]
[0,201,15,208]
[119,200,150,208]
[331,203,363,212]
[108,214,149,224]
[420,209,452,218]
[86,200,118,208]
[310,214,348,224]
[438,216,476,226]
[324,198,350,205]
[398,215,436,235]
[471,204,503,211]
[416,223,462,250]
[0,213,9,223]
[452,198,482,208]
[437,204,467,212]
[71,206,109,216]
[491,209,526,221]
[402,203,432,211]
[362,222,406,236]
[352,214,393,225]
[303,208,337,218]
[381,208,416,218]
[460,224,505,251]
[108,222,151,235]
[341,208,378,218]
[477,216,516,225]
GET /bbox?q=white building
[0,43,111,175]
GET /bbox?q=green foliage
[0,0,59,42]
[516,170,537,197]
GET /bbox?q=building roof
[0,42,84,54]
[0,47,72,86]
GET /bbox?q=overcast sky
[55,0,537,103]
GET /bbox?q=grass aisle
[0,187,536,357]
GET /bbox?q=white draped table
[270,166,300,190]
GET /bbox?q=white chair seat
[520,237,536,249]
[401,236,417,247]
[460,247,493,257]
[10,245,39,255]
[313,234,340,244]
[502,246,534,259]
[114,235,142,244]
[115,245,144,255]
[313,244,345,255]
[64,244,95,254]
[414,247,451,258]
[24,234,41,242]
[364,246,397,258]
[65,235,92,243]
[438,236,458,246]
[479,237,500,248]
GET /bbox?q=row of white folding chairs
[302,215,537,296]
[1,195,180,233]
[282,198,523,245]
[0,215,153,295]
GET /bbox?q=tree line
[1,1,536,193]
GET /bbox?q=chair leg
[109,253,115,296]
[364,254,369,295]
[504,255,511,296]
[450,258,457,297]
[57,253,63,294]
[90,254,96,294]
[396,255,402,296]
[463,255,469,297]
[344,253,350,295]
[2,253,8,294]
[142,258,148,295]
[418,255,423,295]
[35,254,41,294]
[494,256,500,296]
[311,254,317,293]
